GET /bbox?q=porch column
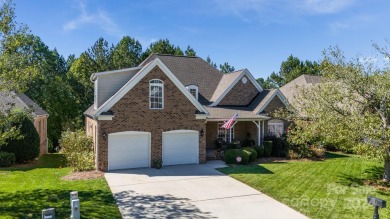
[262,120,265,143]
[252,121,261,146]
[229,121,238,143]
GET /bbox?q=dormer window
[149,79,164,109]
[186,85,198,100]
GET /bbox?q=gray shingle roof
[141,54,225,105]
[0,91,48,116]
[279,74,322,106]
[210,69,244,102]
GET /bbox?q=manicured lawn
[219,152,390,219]
[0,154,121,219]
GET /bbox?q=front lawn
[0,154,121,218]
[219,152,390,219]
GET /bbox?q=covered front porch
[205,118,268,160]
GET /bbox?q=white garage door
[162,130,199,166]
[108,131,150,171]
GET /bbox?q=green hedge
[254,146,264,158]
[2,109,40,163]
[263,141,273,157]
[224,149,250,165]
[242,147,257,162]
[0,151,15,167]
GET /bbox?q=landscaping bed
[0,154,121,218]
[219,152,390,219]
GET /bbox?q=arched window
[149,79,164,109]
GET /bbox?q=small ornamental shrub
[287,150,300,160]
[242,147,257,162]
[224,149,250,165]
[2,109,40,163]
[254,146,264,158]
[152,159,163,169]
[310,146,326,158]
[0,151,15,167]
[59,130,94,171]
[263,141,273,157]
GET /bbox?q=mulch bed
[62,171,104,181]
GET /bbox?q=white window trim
[186,85,198,100]
[149,79,164,110]
[217,123,235,142]
[94,78,98,109]
[268,120,284,137]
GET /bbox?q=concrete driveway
[105,161,308,219]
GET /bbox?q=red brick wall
[218,77,258,106]
[96,66,206,171]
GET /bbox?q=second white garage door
[108,131,150,171]
[162,130,199,166]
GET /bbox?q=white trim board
[210,69,263,106]
[93,58,209,117]
[256,89,289,114]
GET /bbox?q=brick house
[0,92,49,155]
[85,54,288,171]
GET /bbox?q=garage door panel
[108,132,150,170]
[163,131,199,166]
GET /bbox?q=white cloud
[328,15,376,33]
[212,0,355,23]
[63,1,123,37]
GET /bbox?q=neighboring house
[85,54,288,171]
[0,91,49,155]
[279,74,322,115]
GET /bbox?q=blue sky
[13,0,390,78]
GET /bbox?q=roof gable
[0,92,48,116]
[93,58,209,118]
[210,69,263,106]
[254,89,288,114]
[141,54,224,105]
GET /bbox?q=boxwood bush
[2,109,40,163]
[254,146,264,158]
[263,141,273,157]
[0,151,15,167]
[59,130,94,171]
[224,149,249,165]
[242,147,257,162]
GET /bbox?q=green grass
[0,154,121,219]
[219,152,390,219]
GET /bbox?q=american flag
[222,112,239,129]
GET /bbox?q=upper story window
[186,85,198,100]
[149,79,164,109]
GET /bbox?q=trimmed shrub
[264,134,289,157]
[2,109,40,163]
[224,149,250,165]
[0,151,15,167]
[59,130,94,171]
[242,147,257,162]
[254,146,264,158]
[263,141,273,157]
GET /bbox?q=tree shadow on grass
[114,190,216,219]
[325,152,350,159]
[0,154,67,172]
[217,165,274,175]
[0,189,121,218]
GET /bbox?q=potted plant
[153,159,163,169]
